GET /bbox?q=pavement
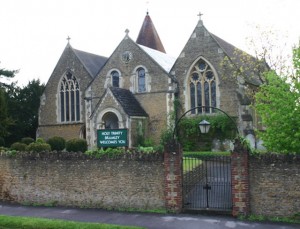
[0,202,298,229]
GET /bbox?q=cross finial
[197,12,203,20]
[67,36,71,43]
[146,0,149,14]
[125,29,129,35]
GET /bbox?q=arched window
[137,67,146,92]
[111,70,119,87]
[189,59,216,114]
[59,71,80,122]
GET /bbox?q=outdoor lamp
[199,120,211,134]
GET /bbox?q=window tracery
[59,71,80,122]
[189,59,216,114]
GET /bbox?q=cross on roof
[125,29,129,35]
[66,36,71,43]
[197,12,203,20]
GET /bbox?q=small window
[137,68,146,92]
[111,71,119,87]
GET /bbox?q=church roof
[73,48,108,78]
[139,44,176,73]
[109,87,148,117]
[136,12,166,53]
[210,33,263,86]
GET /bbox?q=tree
[0,65,17,138]
[0,88,13,138]
[254,44,300,153]
[0,65,18,89]
[4,79,45,145]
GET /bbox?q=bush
[26,142,51,152]
[36,138,46,144]
[21,137,35,145]
[0,137,5,147]
[10,142,27,151]
[47,136,66,151]
[66,138,87,152]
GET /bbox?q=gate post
[164,140,183,213]
[231,138,250,216]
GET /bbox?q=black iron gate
[183,155,232,212]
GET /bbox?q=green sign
[97,129,128,147]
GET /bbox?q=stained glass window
[137,68,146,92]
[189,59,217,114]
[59,71,80,122]
[111,71,119,87]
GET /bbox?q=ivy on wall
[178,114,237,151]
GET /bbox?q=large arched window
[111,70,119,87]
[137,67,146,92]
[59,71,80,122]
[189,59,217,114]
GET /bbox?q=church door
[102,112,119,129]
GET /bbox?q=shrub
[36,138,46,144]
[0,137,5,147]
[66,138,87,152]
[10,142,27,151]
[47,136,66,151]
[21,137,35,145]
[0,146,8,152]
[26,142,51,152]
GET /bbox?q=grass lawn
[183,157,202,173]
[183,151,230,174]
[0,215,145,229]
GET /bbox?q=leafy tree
[0,64,18,89]
[0,64,17,138]
[254,44,300,153]
[5,79,45,145]
[0,88,14,138]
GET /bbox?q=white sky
[1,0,299,86]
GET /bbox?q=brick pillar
[164,140,183,213]
[231,138,250,216]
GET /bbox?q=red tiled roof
[136,12,166,53]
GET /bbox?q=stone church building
[38,13,260,148]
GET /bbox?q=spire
[136,12,166,53]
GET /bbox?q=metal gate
[183,155,232,212]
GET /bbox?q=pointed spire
[136,12,166,53]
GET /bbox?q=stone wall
[37,123,84,141]
[0,152,165,210]
[249,154,300,217]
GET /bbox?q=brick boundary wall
[164,140,183,212]
[231,139,250,216]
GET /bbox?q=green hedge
[21,137,35,145]
[26,142,51,152]
[10,142,27,151]
[66,138,87,152]
[47,136,66,151]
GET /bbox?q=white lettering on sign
[111,131,123,135]
[101,132,110,136]
[105,136,120,140]
[99,140,118,144]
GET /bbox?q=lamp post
[199,120,211,134]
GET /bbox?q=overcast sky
[1,0,299,86]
